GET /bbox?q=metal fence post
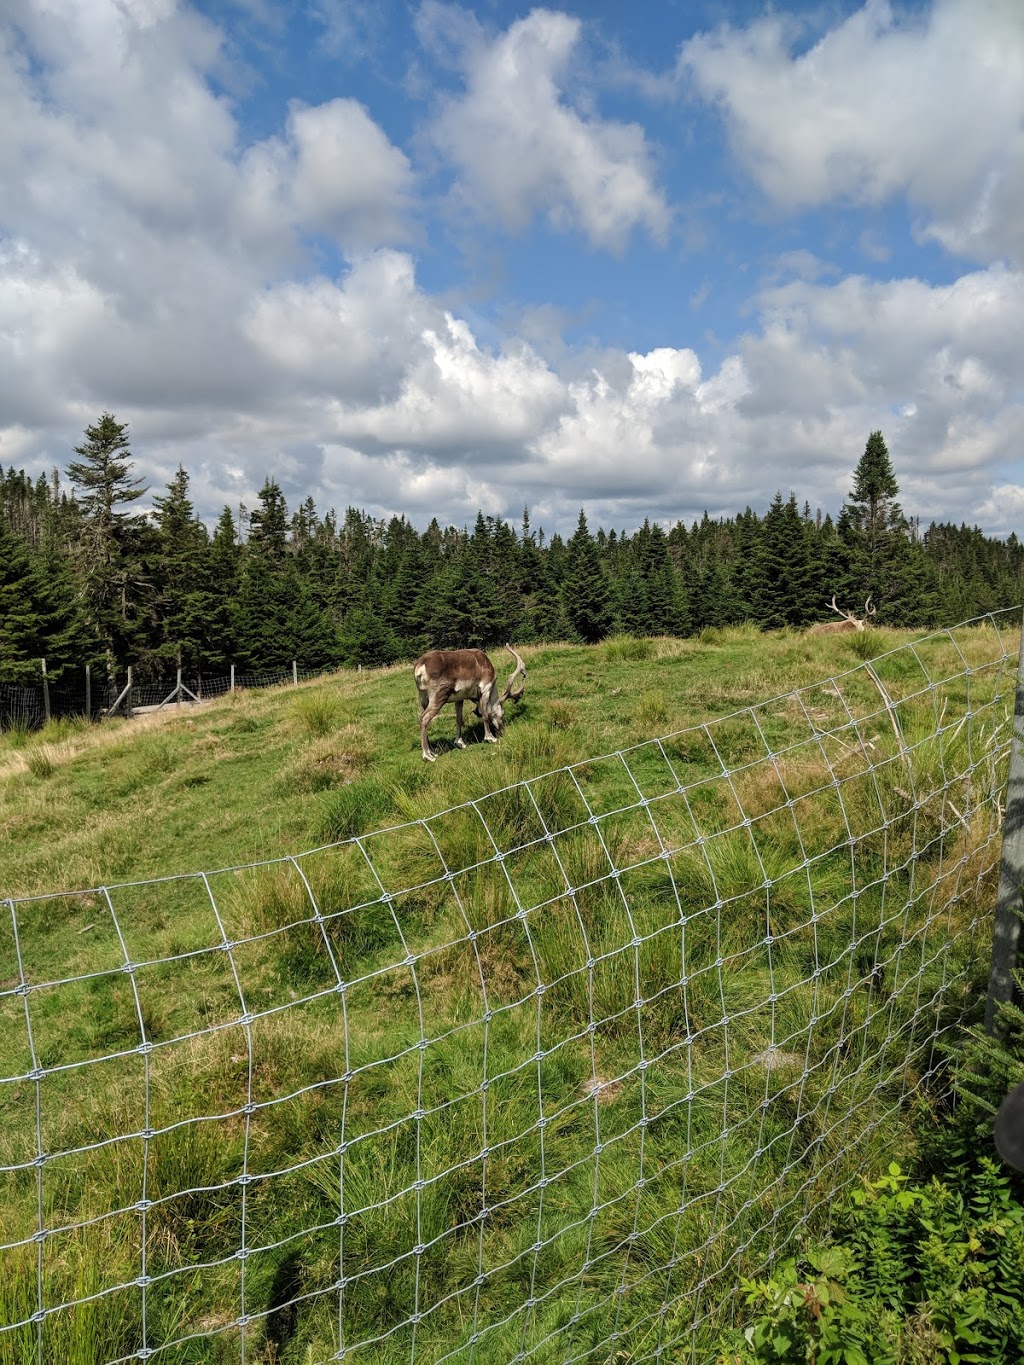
[85,663,91,719]
[986,620,1024,1032]
[40,659,50,724]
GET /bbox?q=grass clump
[25,745,55,779]
[294,688,342,738]
[605,634,655,662]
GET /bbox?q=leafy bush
[720,1160,1024,1364]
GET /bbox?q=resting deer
[807,596,877,635]
[414,644,526,762]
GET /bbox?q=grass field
[0,618,1019,1364]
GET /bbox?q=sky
[1,0,1023,539]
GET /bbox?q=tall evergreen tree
[152,466,211,671]
[0,521,45,681]
[66,414,151,684]
[842,431,910,618]
[562,511,614,643]
[757,493,817,628]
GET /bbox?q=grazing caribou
[414,644,526,762]
[807,596,877,635]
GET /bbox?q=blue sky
[1,0,1022,536]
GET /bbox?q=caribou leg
[419,694,449,761]
[454,700,467,748]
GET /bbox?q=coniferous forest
[2,414,1022,689]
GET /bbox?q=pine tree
[204,508,241,669]
[562,511,613,644]
[843,431,910,618]
[248,479,289,562]
[152,466,211,672]
[0,520,44,681]
[66,414,151,683]
[757,493,816,628]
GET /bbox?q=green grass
[0,620,1018,1363]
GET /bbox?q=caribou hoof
[455,738,467,749]
[423,751,436,762]
[485,734,499,744]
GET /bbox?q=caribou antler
[499,643,526,703]
[808,596,877,635]
[828,595,857,622]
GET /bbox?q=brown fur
[413,645,525,761]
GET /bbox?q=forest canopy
[1,416,1022,684]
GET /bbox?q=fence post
[85,663,91,720]
[126,666,134,720]
[230,664,235,694]
[293,660,298,686]
[986,622,1024,1032]
[40,659,50,724]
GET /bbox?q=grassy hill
[0,622,1017,1363]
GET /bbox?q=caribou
[414,644,526,762]
[807,596,877,635]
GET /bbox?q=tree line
[1,415,1022,685]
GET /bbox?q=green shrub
[720,1160,1024,1364]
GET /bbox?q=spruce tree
[204,508,241,669]
[843,431,909,617]
[152,466,211,672]
[757,493,816,628]
[562,511,613,644]
[0,521,44,681]
[66,414,151,684]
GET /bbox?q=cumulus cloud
[239,98,414,252]
[427,7,670,251]
[1,0,1022,541]
[682,0,1024,265]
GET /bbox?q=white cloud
[428,8,670,251]
[682,0,1024,264]
[1,0,1022,543]
[975,484,1024,538]
[239,98,414,251]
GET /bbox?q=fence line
[1,609,1021,1362]
[0,660,338,730]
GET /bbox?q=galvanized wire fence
[0,662,336,730]
[1,611,1021,1363]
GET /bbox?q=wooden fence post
[40,659,50,724]
[230,664,235,694]
[85,663,91,720]
[293,660,298,686]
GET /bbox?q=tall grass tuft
[295,689,342,738]
[26,745,55,778]
[605,635,655,662]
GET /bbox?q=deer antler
[828,595,855,621]
[499,644,526,703]
[864,597,877,618]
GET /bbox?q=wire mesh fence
[1,611,1021,1362]
[0,663,338,731]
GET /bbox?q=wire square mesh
[1,611,1021,1363]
